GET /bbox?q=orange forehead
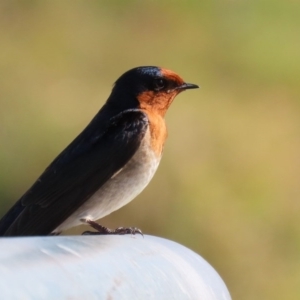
[160,68,185,85]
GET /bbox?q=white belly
[54,131,161,233]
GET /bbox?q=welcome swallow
[0,66,198,236]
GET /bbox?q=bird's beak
[179,83,199,90]
[167,82,199,93]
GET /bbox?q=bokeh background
[0,1,300,299]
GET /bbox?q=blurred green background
[0,1,300,299]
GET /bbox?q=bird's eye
[153,78,166,91]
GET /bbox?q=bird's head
[109,66,198,116]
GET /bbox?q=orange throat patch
[137,90,179,117]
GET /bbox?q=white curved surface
[0,235,231,300]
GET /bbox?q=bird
[0,66,198,236]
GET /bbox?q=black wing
[0,109,148,236]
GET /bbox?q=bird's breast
[54,116,166,232]
[142,108,168,156]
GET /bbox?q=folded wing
[0,109,148,236]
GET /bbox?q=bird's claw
[82,230,102,235]
[113,226,143,236]
[81,220,143,236]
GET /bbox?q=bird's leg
[81,219,143,236]
[49,232,61,236]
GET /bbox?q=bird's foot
[81,219,143,236]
